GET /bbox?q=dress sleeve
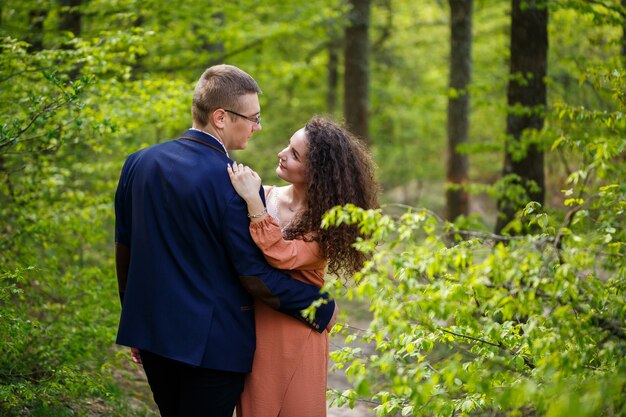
[250,216,324,271]
[221,190,334,333]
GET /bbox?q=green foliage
[0,12,151,414]
[325,196,624,416]
[1,0,625,415]
[324,56,626,417]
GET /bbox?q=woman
[227,116,379,417]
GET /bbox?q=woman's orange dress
[237,187,328,417]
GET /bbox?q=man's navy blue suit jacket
[115,129,335,373]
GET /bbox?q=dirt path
[327,317,377,417]
[114,315,376,416]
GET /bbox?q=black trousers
[140,350,246,417]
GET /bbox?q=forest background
[1,0,624,416]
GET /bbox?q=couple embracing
[114,64,379,417]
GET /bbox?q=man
[114,64,336,417]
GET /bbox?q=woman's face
[276,128,309,185]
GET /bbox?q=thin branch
[3,115,80,148]
[0,68,50,84]
[0,96,77,151]
[439,328,500,348]
[210,39,265,62]
[381,203,446,222]
[438,327,536,369]
[448,229,525,243]
[134,39,266,75]
[326,388,382,407]
[554,167,595,250]
[381,203,532,243]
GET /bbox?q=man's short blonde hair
[192,64,262,127]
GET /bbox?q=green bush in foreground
[325,68,625,417]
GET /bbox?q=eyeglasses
[224,109,261,125]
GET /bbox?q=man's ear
[212,109,227,129]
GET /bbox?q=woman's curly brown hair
[282,116,379,277]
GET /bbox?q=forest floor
[327,326,377,417]
[111,298,377,417]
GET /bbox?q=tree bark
[327,40,340,114]
[204,12,225,67]
[446,0,473,222]
[344,0,371,141]
[130,13,145,77]
[495,0,548,234]
[59,0,82,36]
[58,0,82,80]
[622,0,626,61]
[28,9,47,52]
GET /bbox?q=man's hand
[116,243,130,305]
[130,347,142,365]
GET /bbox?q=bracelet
[247,208,267,219]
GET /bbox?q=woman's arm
[227,162,268,223]
[249,216,324,271]
[221,191,335,333]
[227,163,324,271]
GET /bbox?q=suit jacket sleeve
[221,192,334,333]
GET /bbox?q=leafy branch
[438,327,536,370]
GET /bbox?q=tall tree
[327,38,340,114]
[495,0,548,234]
[343,0,371,141]
[59,0,81,36]
[130,12,145,77]
[27,9,47,52]
[202,12,225,67]
[59,0,82,80]
[622,0,626,60]
[445,0,473,222]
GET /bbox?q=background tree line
[0,0,624,416]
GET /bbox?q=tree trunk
[622,0,626,60]
[446,0,473,222]
[495,0,548,234]
[130,13,145,77]
[28,9,47,52]
[204,12,225,67]
[344,0,371,141]
[59,0,82,80]
[327,39,339,114]
[59,0,81,36]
